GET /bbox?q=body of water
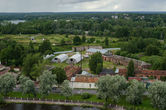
[8,20,26,24]
[0,104,101,110]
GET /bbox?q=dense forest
[0,12,166,39]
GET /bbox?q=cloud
[0,0,166,12]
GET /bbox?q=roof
[54,50,72,55]
[64,66,81,80]
[73,75,99,83]
[55,54,68,60]
[86,48,108,54]
[69,53,82,63]
[100,69,115,75]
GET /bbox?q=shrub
[81,93,91,99]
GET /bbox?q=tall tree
[61,80,72,98]
[0,73,16,95]
[82,35,86,43]
[148,81,166,110]
[22,53,42,79]
[127,60,135,78]
[39,70,57,96]
[39,39,52,55]
[126,80,145,105]
[104,37,109,47]
[96,75,127,107]
[73,36,81,45]
[89,52,103,74]
[52,67,67,85]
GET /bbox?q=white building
[70,75,98,89]
[67,53,82,64]
[52,54,68,63]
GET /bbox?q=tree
[27,41,35,53]
[96,75,127,106]
[145,45,159,56]
[39,39,52,55]
[127,60,135,78]
[52,67,67,85]
[19,75,35,95]
[89,52,103,74]
[148,81,166,110]
[126,80,145,105]
[104,37,109,47]
[73,36,81,45]
[39,70,57,96]
[61,80,72,98]
[22,53,42,80]
[0,73,16,95]
[60,38,65,46]
[82,35,86,43]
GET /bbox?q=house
[64,65,82,80]
[70,75,99,89]
[67,53,82,64]
[43,54,54,60]
[52,54,68,63]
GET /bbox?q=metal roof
[86,48,108,54]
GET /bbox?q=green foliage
[89,52,103,74]
[60,38,66,46]
[61,80,72,98]
[73,36,82,45]
[145,45,159,56]
[0,73,16,95]
[148,81,166,110]
[127,60,135,78]
[104,37,109,47]
[19,75,35,95]
[39,70,57,96]
[81,93,92,99]
[22,53,42,80]
[82,35,86,43]
[52,67,67,85]
[126,80,145,105]
[0,39,24,66]
[96,75,127,104]
[39,39,52,55]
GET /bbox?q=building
[70,75,99,89]
[67,53,82,64]
[72,46,102,52]
[86,48,110,55]
[64,65,82,80]
[103,55,151,69]
[99,69,115,76]
[118,68,166,80]
[52,54,68,63]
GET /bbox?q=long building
[103,55,151,69]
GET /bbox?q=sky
[1,0,166,12]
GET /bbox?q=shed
[52,54,68,63]
[67,53,82,64]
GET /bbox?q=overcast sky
[1,0,166,12]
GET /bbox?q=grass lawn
[6,92,157,110]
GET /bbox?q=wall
[72,46,102,52]
[70,82,97,89]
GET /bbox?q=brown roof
[74,76,99,83]
[64,65,81,80]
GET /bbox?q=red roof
[74,76,99,83]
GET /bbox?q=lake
[0,104,101,110]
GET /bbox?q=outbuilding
[52,54,68,63]
[67,53,82,64]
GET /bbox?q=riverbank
[4,98,124,110]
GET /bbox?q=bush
[81,93,91,99]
